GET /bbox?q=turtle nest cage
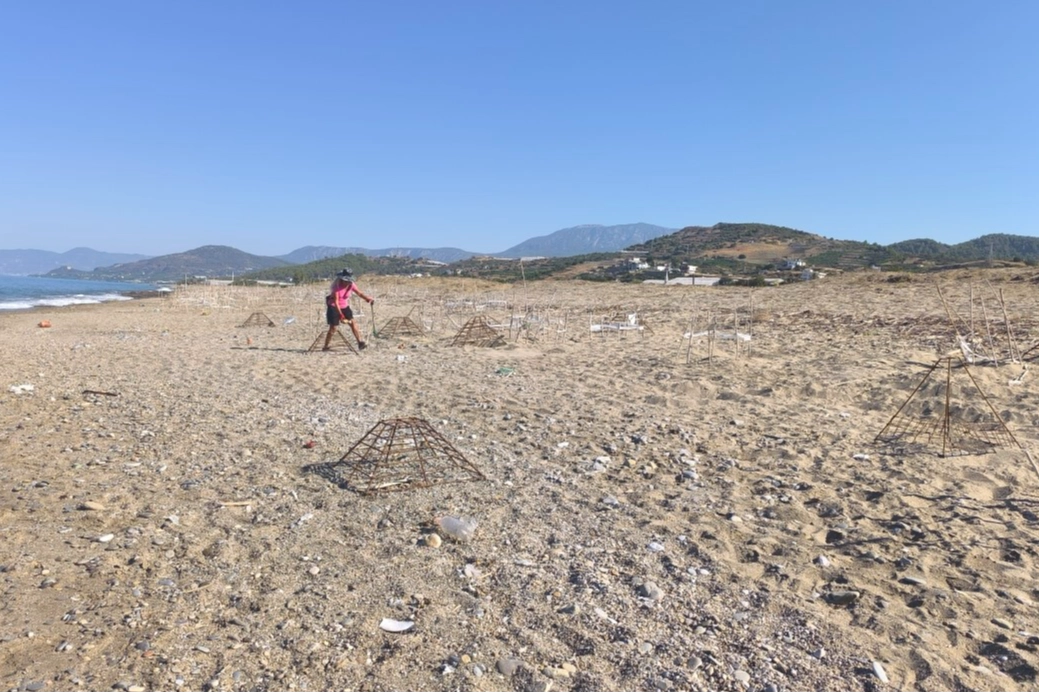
[303,417,485,494]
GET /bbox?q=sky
[1,1,1037,257]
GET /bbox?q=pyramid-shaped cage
[451,316,506,347]
[239,311,275,327]
[874,357,1021,457]
[307,328,357,354]
[379,316,425,338]
[306,418,485,494]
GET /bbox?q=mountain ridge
[13,224,1039,283]
[44,245,290,282]
[0,247,151,275]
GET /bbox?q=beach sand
[2,270,1039,691]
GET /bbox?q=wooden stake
[981,296,998,366]
[997,287,1020,363]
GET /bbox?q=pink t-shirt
[327,279,357,309]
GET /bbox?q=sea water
[0,275,158,311]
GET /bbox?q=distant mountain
[0,247,150,275]
[45,245,290,282]
[890,234,1039,262]
[496,223,677,258]
[279,245,476,264]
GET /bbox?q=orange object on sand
[38,320,51,328]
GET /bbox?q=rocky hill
[630,222,897,270]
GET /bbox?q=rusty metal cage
[305,417,485,494]
[239,312,275,327]
[450,316,506,348]
[307,328,357,354]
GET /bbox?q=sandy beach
[2,270,1039,692]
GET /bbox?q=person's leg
[323,306,337,350]
[348,318,363,346]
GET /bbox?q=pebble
[872,660,889,684]
[97,533,115,543]
[814,555,830,567]
[79,501,106,511]
[308,566,320,576]
[825,590,860,606]
[638,581,664,601]
[425,534,442,548]
[496,657,522,676]
[472,664,484,677]
[638,642,654,654]
[992,617,1013,629]
[900,575,926,586]
[688,656,703,670]
[733,669,750,685]
[647,542,665,552]
[557,604,580,615]
[543,666,571,679]
[1008,590,1034,606]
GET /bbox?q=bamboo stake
[685,316,694,365]
[969,283,975,339]
[980,296,998,366]
[997,287,1020,363]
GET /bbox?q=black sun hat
[336,268,354,280]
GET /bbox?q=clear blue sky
[2,0,1037,256]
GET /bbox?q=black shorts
[327,305,353,326]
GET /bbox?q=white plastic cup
[437,515,478,542]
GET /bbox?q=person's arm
[355,286,374,304]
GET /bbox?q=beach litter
[379,618,414,633]
[9,384,34,395]
[436,515,477,542]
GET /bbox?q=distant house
[644,277,695,285]
[779,258,806,271]
[693,276,723,286]
[684,264,698,275]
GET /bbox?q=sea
[0,275,160,311]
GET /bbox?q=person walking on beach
[323,268,374,351]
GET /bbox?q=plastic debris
[436,515,478,542]
[379,618,414,633]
